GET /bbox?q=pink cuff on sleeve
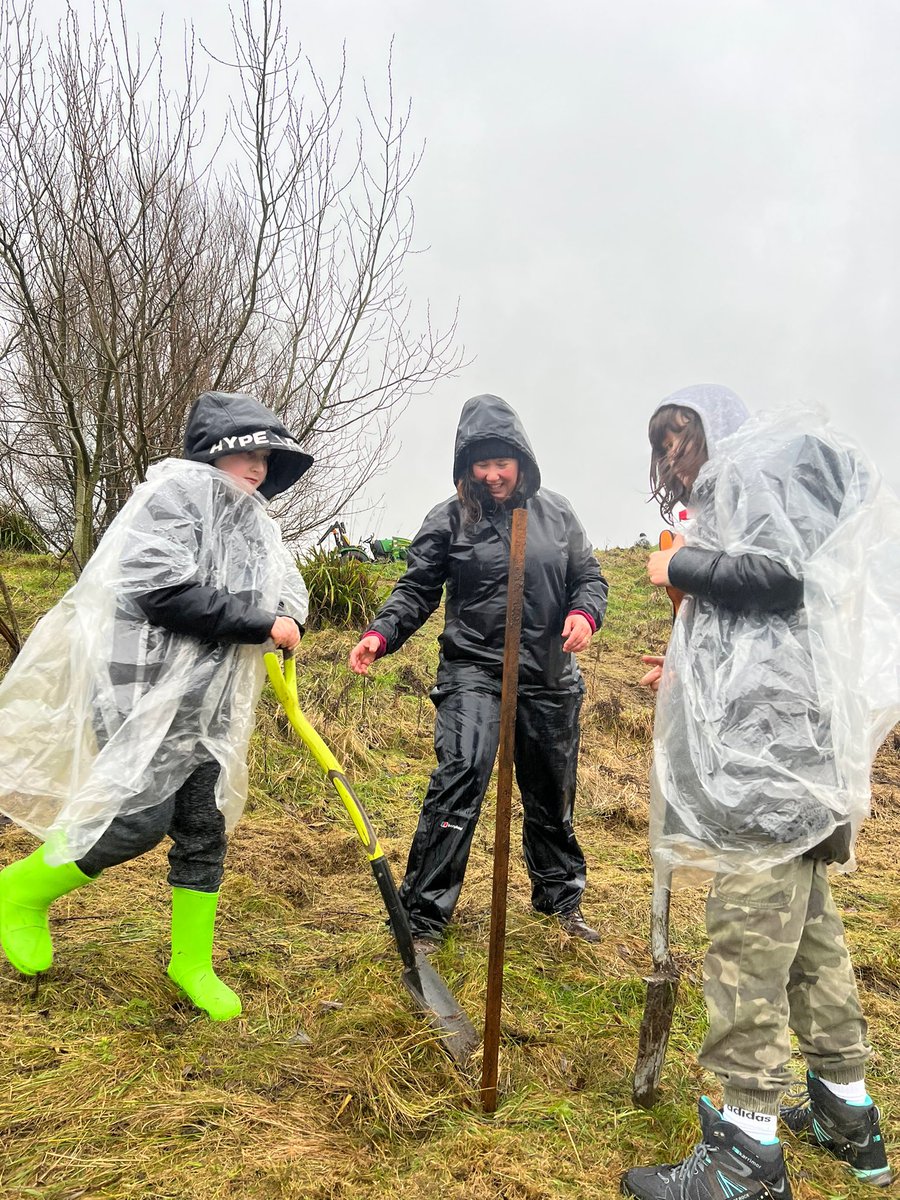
[363,629,388,659]
[568,610,596,634]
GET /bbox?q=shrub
[0,505,44,553]
[301,549,381,630]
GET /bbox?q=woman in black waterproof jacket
[348,394,609,950]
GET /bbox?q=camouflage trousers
[700,857,870,1115]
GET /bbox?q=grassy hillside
[1,548,899,1199]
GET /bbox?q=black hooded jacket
[183,391,313,500]
[135,393,311,642]
[368,394,608,690]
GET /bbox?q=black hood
[183,391,314,500]
[452,394,541,497]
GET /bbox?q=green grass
[0,552,73,633]
[596,546,673,656]
[0,547,898,1198]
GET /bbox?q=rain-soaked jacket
[651,385,900,881]
[367,394,608,690]
[0,394,310,864]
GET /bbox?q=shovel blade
[632,969,680,1108]
[402,952,480,1064]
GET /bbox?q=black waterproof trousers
[398,676,586,938]
[76,761,227,892]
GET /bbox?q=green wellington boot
[167,887,242,1021]
[0,845,93,975]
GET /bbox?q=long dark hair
[649,405,709,521]
[456,467,526,527]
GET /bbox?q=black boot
[780,1071,891,1186]
[557,906,601,943]
[621,1096,791,1200]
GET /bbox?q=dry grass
[1,547,899,1199]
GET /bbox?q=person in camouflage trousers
[622,386,896,1200]
[702,858,870,1104]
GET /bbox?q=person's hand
[270,616,302,650]
[647,534,685,587]
[640,654,665,692]
[562,613,593,654]
[349,635,382,675]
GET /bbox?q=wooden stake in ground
[481,505,528,1113]
[632,528,684,1106]
[632,864,679,1107]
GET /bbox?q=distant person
[348,394,608,949]
[0,392,311,1021]
[625,385,900,1200]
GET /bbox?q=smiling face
[214,448,271,494]
[471,456,520,504]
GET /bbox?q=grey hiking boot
[557,906,601,943]
[621,1096,792,1200]
[780,1071,891,1186]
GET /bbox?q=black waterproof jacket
[368,395,608,691]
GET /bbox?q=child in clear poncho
[0,392,311,1021]
[623,386,900,1200]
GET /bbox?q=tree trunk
[71,466,95,576]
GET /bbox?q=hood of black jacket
[183,391,313,500]
[452,394,541,497]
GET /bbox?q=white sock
[723,1104,778,1142]
[818,1075,870,1105]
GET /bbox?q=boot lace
[780,1081,811,1131]
[670,1142,712,1197]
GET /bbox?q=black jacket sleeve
[668,546,803,614]
[368,505,451,653]
[564,506,609,627]
[136,583,276,644]
[119,475,278,644]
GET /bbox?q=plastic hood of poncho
[0,459,309,864]
[653,383,750,453]
[651,409,900,883]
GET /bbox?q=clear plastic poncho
[0,460,308,865]
[651,402,900,883]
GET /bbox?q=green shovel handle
[264,650,384,863]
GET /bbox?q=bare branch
[0,0,462,564]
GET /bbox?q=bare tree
[0,0,461,569]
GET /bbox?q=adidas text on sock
[723,1104,779,1142]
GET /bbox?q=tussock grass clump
[0,504,44,553]
[301,549,382,630]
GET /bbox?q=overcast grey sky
[50,1,900,547]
